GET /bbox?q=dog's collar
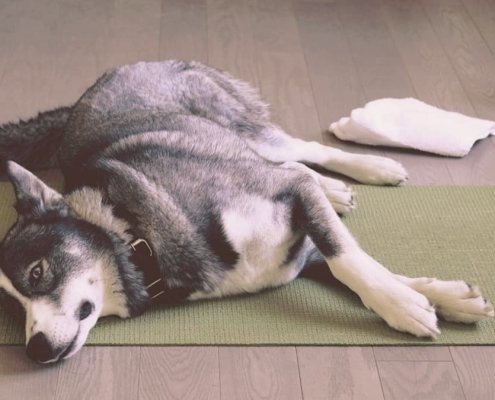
[128,238,165,301]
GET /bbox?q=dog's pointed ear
[6,161,69,218]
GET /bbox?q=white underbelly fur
[189,196,300,300]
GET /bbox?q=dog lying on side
[0,61,492,363]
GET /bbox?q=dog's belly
[189,196,301,300]
[189,258,300,301]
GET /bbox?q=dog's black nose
[26,332,56,363]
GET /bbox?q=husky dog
[0,61,493,363]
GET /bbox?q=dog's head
[0,162,140,363]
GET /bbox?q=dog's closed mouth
[58,332,78,361]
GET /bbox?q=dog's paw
[347,155,408,186]
[319,177,356,214]
[416,279,495,323]
[362,278,440,338]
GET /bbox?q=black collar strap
[129,238,166,301]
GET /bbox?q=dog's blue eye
[29,262,43,287]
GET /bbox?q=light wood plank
[207,0,259,87]
[295,0,336,4]
[0,346,59,400]
[101,0,162,67]
[159,0,208,63]
[380,0,474,114]
[422,0,495,120]
[139,347,220,400]
[450,346,495,400]
[462,0,495,56]
[297,347,385,400]
[219,347,302,400]
[445,136,495,185]
[292,1,368,140]
[252,0,321,141]
[0,2,19,84]
[0,0,108,122]
[373,346,452,362]
[55,346,140,400]
[336,0,412,100]
[0,0,161,123]
[377,361,465,400]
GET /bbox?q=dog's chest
[190,196,300,300]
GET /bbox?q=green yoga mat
[0,175,494,345]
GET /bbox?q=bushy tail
[0,106,72,172]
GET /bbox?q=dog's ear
[6,161,69,218]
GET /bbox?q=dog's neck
[66,187,133,243]
[66,187,151,317]
[95,255,131,318]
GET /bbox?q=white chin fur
[61,336,84,360]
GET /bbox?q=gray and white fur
[0,61,492,363]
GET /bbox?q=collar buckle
[129,237,165,301]
[130,238,153,256]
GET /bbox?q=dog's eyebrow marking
[26,259,44,270]
[65,242,83,257]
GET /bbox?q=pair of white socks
[329,98,495,157]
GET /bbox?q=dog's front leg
[299,185,439,338]
[328,250,440,337]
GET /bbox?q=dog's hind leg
[295,179,440,337]
[248,125,408,185]
[393,275,494,323]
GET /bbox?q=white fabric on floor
[329,98,495,157]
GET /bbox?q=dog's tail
[0,106,72,172]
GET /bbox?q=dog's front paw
[362,279,440,338]
[348,155,408,186]
[419,279,495,323]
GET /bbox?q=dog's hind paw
[343,155,409,186]
[329,189,356,214]
[319,177,356,214]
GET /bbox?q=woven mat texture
[1,176,494,345]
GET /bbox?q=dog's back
[61,61,269,168]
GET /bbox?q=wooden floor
[1,0,495,398]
